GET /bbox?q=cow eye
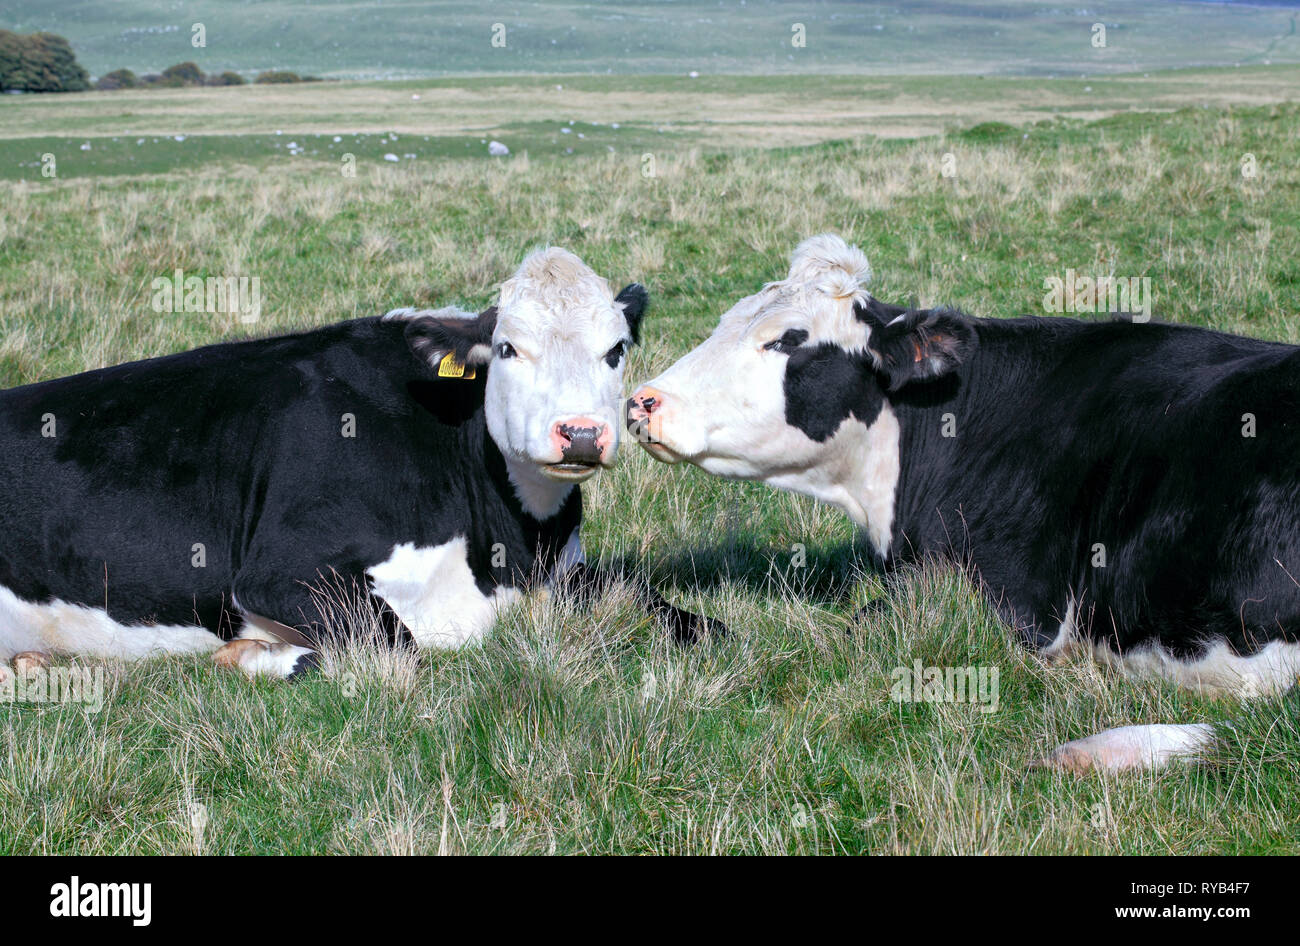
[763,329,809,355]
[604,341,626,368]
[495,342,517,360]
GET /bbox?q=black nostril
[559,424,603,464]
[641,396,657,411]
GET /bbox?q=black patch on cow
[782,342,883,442]
[615,283,647,345]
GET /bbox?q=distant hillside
[2,0,1299,80]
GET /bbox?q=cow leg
[213,638,320,680]
[219,566,412,680]
[557,563,726,643]
[1039,723,1216,774]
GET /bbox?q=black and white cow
[627,233,1300,773]
[0,247,717,681]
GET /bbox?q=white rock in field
[488,140,509,156]
[383,153,399,162]
[174,135,185,142]
[411,93,420,100]
[79,142,91,150]
[333,135,342,142]
[689,71,699,78]
[560,127,571,134]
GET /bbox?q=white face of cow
[399,248,645,518]
[626,234,974,554]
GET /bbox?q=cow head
[625,234,974,553]
[403,247,646,514]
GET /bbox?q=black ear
[615,283,647,345]
[405,306,498,369]
[869,307,976,391]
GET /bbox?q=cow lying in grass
[0,247,718,681]
[626,233,1300,773]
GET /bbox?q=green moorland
[0,75,1298,853]
[4,0,1300,79]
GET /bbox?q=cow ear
[615,283,647,345]
[870,308,975,391]
[405,306,497,369]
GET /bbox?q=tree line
[0,30,318,93]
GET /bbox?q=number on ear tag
[438,352,476,379]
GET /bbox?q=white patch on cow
[505,460,575,521]
[1046,723,1216,773]
[366,538,521,649]
[1040,596,1299,697]
[766,402,899,557]
[1041,596,1078,659]
[1089,636,1300,699]
[0,583,220,661]
[382,305,477,322]
[223,640,318,679]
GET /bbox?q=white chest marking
[769,401,900,558]
[857,402,901,557]
[366,538,520,649]
[0,583,220,661]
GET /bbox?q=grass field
[2,72,1300,853]
[5,0,1300,79]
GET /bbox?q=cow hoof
[12,651,51,674]
[215,639,321,680]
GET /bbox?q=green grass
[1,85,1299,853]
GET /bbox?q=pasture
[6,0,1300,79]
[1,73,1299,854]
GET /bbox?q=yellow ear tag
[437,352,476,380]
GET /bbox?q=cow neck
[887,317,1050,563]
[479,429,575,524]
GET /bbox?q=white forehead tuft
[787,233,872,303]
[712,235,873,353]
[497,247,616,333]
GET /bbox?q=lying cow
[0,247,717,681]
[626,233,1300,773]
